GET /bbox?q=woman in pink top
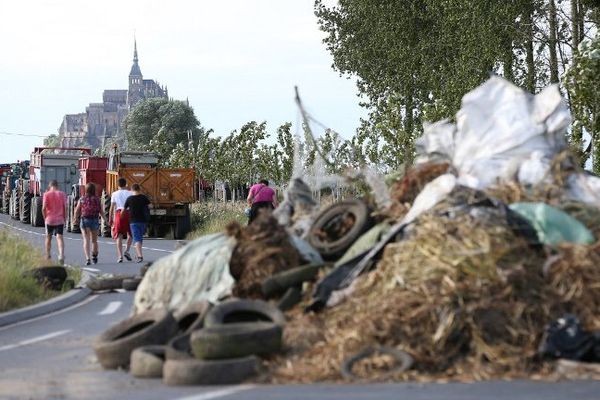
[246,179,278,224]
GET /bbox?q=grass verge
[188,201,247,239]
[0,229,76,312]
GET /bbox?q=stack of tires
[93,299,285,386]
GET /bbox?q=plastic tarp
[416,77,570,189]
[289,235,324,265]
[133,233,236,314]
[509,202,594,245]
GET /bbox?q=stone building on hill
[59,40,168,150]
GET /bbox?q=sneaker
[92,254,98,264]
[58,257,65,266]
[86,259,91,266]
[123,251,132,261]
[117,257,123,263]
[135,256,144,263]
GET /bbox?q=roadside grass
[0,229,79,312]
[187,201,247,239]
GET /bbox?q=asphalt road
[0,213,599,400]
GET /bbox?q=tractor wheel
[174,207,191,240]
[20,194,31,224]
[100,191,111,238]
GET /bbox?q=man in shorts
[42,180,68,264]
[108,177,133,263]
[124,183,151,263]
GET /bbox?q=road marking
[0,329,71,352]
[82,267,101,273]
[0,295,99,333]
[114,288,126,293]
[98,301,122,315]
[175,385,255,400]
[0,221,172,253]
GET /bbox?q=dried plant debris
[228,213,300,298]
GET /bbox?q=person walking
[109,177,133,263]
[73,183,104,265]
[124,183,151,263]
[246,179,278,224]
[42,180,68,265]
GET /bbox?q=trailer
[27,147,91,227]
[66,156,108,233]
[100,150,195,239]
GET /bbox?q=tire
[31,196,44,227]
[174,300,211,335]
[163,356,259,386]
[204,299,286,328]
[11,190,20,220]
[93,308,177,370]
[174,207,191,240]
[340,345,414,380]
[140,262,153,277]
[277,286,303,311]
[1,192,8,214]
[130,345,166,378]
[307,199,373,260]
[191,322,282,360]
[100,191,111,238]
[261,263,321,298]
[20,194,31,224]
[87,275,135,291]
[122,277,143,291]
[165,333,193,360]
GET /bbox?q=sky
[0,0,364,163]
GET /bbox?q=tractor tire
[1,192,8,214]
[166,333,193,360]
[20,194,31,225]
[100,191,111,238]
[174,300,212,335]
[130,345,166,378]
[93,309,177,370]
[174,207,191,240]
[31,196,44,227]
[10,190,19,220]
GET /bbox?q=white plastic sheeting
[133,233,236,315]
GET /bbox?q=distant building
[59,39,169,150]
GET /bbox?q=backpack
[81,195,101,218]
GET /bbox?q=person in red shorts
[42,180,68,265]
[108,177,132,263]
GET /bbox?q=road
[0,213,599,400]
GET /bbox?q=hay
[263,199,600,383]
[228,212,300,298]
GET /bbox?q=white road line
[0,221,172,253]
[0,295,99,333]
[82,267,101,273]
[175,385,255,400]
[98,301,122,315]
[0,329,71,352]
[114,288,126,293]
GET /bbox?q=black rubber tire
[31,196,44,227]
[93,308,177,370]
[26,266,67,290]
[130,345,166,378]
[307,199,373,260]
[204,299,286,328]
[139,262,153,277]
[277,286,303,311]
[163,356,259,386]
[1,192,8,214]
[261,263,321,298]
[165,333,193,360]
[100,191,111,238]
[174,206,191,240]
[87,275,135,291]
[174,300,211,335]
[191,322,282,360]
[20,193,31,224]
[340,345,414,380]
[122,277,143,291]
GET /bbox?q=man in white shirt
[109,177,133,262]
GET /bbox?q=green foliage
[124,98,200,157]
[187,201,246,239]
[43,134,61,147]
[0,230,51,312]
[565,33,600,172]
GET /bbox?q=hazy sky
[0,0,363,163]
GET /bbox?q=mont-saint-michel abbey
[58,40,168,149]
